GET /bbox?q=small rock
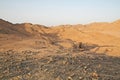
[56,76,62,80]
[44,69,48,72]
[68,76,73,80]
[84,66,87,69]
[79,76,84,80]
[91,72,99,79]
[63,60,67,64]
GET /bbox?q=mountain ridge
[0,19,120,56]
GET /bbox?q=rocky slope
[0,19,120,80]
[1,19,120,56]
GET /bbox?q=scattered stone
[91,72,99,79]
[0,50,120,80]
[79,76,84,80]
[67,76,73,80]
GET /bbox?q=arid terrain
[0,19,120,80]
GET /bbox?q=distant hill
[0,19,49,36]
[0,19,120,56]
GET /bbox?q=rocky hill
[0,19,120,56]
[0,19,120,80]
